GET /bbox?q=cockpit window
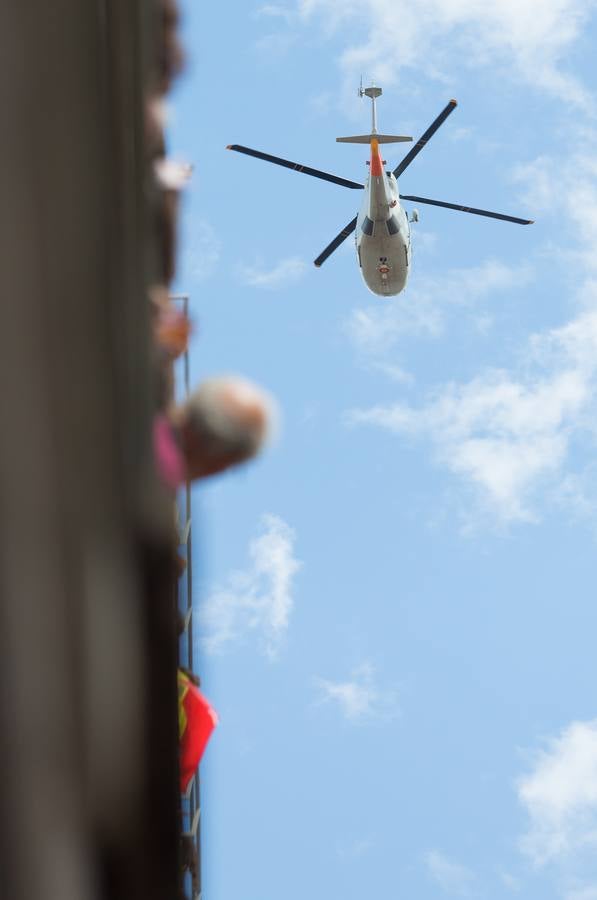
[361,216,374,236]
[386,215,400,235]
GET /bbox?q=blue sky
[170,3,597,898]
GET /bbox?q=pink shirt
[153,414,186,489]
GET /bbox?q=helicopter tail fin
[336,133,413,144]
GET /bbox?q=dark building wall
[0,4,179,898]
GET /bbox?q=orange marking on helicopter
[370,137,383,177]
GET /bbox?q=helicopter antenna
[363,83,382,134]
[337,82,411,145]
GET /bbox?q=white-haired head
[174,376,277,480]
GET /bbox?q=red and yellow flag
[178,670,218,792]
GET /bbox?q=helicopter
[227,85,533,297]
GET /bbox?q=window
[386,215,400,235]
[361,216,374,236]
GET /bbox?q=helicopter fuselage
[356,164,410,298]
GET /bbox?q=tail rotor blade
[314,216,358,267]
[227,145,364,190]
[393,100,457,179]
[400,194,534,224]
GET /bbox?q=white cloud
[345,260,532,356]
[254,31,298,56]
[345,289,442,353]
[184,220,222,282]
[335,836,375,859]
[314,662,399,721]
[500,871,522,892]
[566,888,597,900]
[253,5,299,55]
[256,3,296,21]
[554,466,597,525]
[371,362,415,385]
[424,850,476,896]
[240,256,308,289]
[294,0,595,107]
[518,720,597,867]
[349,332,597,522]
[448,126,475,143]
[200,514,301,659]
[512,152,597,274]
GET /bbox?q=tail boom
[370,137,384,177]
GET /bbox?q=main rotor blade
[400,194,534,224]
[393,100,458,180]
[227,144,364,190]
[314,216,358,267]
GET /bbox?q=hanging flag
[178,669,218,792]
